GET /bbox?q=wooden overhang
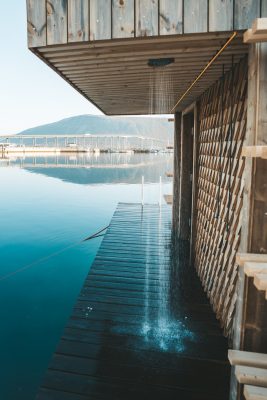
[32,33,248,115]
[27,1,262,115]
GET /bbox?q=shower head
[148,58,175,68]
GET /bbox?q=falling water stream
[139,66,195,352]
[149,68,174,115]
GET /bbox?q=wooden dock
[36,203,230,400]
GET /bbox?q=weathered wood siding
[27,0,263,47]
[184,0,208,34]
[234,0,260,29]
[47,0,68,45]
[160,0,183,35]
[209,0,233,32]
[136,0,159,37]
[90,0,111,40]
[27,0,46,47]
[194,57,248,338]
[112,0,135,38]
[68,0,89,42]
[262,0,267,17]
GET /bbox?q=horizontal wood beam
[242,146,267,158]
[229,350,267,368]
[244,385,267,400]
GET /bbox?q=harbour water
[0,152,173,400]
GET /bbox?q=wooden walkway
[36,203,230,400]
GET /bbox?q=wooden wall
[194,57,248,338]
[27,0,265,47]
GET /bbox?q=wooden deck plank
[37,203,230,399]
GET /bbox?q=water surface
[0,153,172,400]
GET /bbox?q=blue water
[0,153,173,400]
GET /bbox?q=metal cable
[170,32,237,113]
[0,225,109,282]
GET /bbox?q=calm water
[0,152,173,400]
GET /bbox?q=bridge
[0,155,166,170]
[0,135,167,153]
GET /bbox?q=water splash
[141,318,195,353]
[140,211,195,353]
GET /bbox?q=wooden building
[26,1,267,399]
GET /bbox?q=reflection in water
[0,153,173,185]
[0,154,173,400]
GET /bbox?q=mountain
[19,115,173,142]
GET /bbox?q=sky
[0,2,102,135]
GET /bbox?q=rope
[0,225,109,282]
[83,225,110,241]
[170,32,237,113]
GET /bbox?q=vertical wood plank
[173,112,182,237]
[184,0,208,34]
[90,0,112,40]
[136,0,159,37]
[209,0,233,32]
[68,0,89,42]
[190,102,200,266]
[27,0,46,47]
[194,58,248,338]
[262,0,267,17]
[112,0,135,39]
[178,113,194,241]
[159,0,182,35]
[234,0,260,30]
[258,43,267,145]
[47,0,68,45]
[251,159,267,253]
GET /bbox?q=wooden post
[231,42,267,400]
[178,113,194,241]
[172,112,181,237]
[190,102,200,265]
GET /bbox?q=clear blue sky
[0,2,102,135]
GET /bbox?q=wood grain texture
[234,0,260,30]
[244,385,267,400]
[27,0,265,49]
[136,0,159,37]
[178,113,193,240]
[251,159,267,254]
[229,349,267,368]
[159,0,182,35]
[47,0,68,45]
[184,0,208,33]
[34,33,248,115]
[194,57,248,338]
[27,0,46,47]
[257,43,267,145]
[209,0,233,32]
[68,0,89,42]
[112,0,134,39]
[36,203,230,399]
[262,0,267,17]
[173,112,182,236]
[90,0,111,40]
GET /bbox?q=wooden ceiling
[34,32,248,115]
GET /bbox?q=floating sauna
[26,2,267,399]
